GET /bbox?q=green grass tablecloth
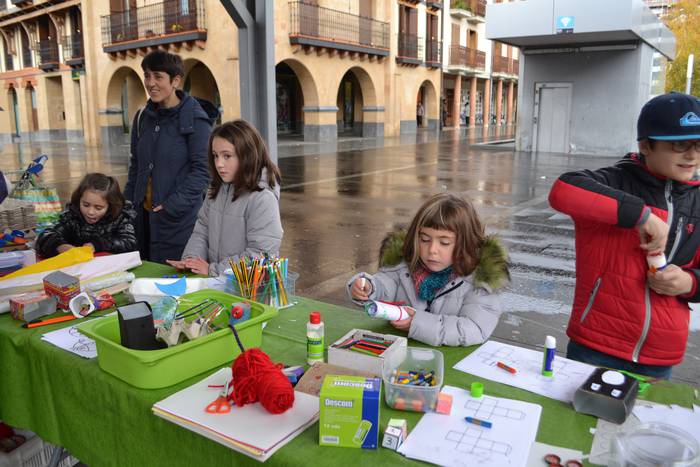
[0,261,697,466]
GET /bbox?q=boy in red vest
[549,92,700,378]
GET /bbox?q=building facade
[0,0,448,146]
[442,0,518,130]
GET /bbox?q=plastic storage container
[382,346,444,412]
[609,422,700,467]
[78,289,278,389]
[224,270,298,309]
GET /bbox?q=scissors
[205,381,232,414]
[544,454,583,467]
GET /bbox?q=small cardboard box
[327,329,407,377]
[9,291,57,322]
[43,271,80,310]
[319,375,381,449]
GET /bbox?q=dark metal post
[219,0,277,162]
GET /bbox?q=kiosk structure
[486,0,675,155]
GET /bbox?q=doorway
[533,82,572,153]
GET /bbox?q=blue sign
[556,16,575,34]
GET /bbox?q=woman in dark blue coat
[124,50,218,263]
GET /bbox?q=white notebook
[152,368,319,462]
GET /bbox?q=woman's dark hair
[141,50,184,80]
[207,120,282,200]
[70,173,125,221]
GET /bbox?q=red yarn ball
[230,348,295,414]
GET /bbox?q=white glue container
[647,253,668,272]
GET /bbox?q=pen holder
[225,270,298,309]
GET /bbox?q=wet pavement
[1,128,698,385]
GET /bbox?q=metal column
[220,0,278,162]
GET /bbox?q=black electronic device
[117,301,164,350]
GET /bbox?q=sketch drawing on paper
[475,345,588,382]
[446,426,512,461]
[69,326,96,353]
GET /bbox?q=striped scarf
[412,263,454,301]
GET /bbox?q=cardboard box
[9,292,58,322]
[43,271,80,310]
[381,419,407,450]
[319,375,381,449]
[327,329,407,377]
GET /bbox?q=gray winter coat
[346,233,509,347]
[181,172,283,276]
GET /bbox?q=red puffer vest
[549,153,700,366]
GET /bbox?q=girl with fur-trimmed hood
[347,193,509,347]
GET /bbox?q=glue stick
[646,253,667,273]
[542,335,556,377]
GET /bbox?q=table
[0,262,697,466]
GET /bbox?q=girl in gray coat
[167,120,283,276]
[348,193,509,347]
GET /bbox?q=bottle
[646,253,667,273]
[307,311,324,365]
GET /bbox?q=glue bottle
[307,311,324,365]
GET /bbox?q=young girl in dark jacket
[36,173,137,258]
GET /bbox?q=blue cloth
[124,91,218,263]
[566,340,673,379]
[415,264,454,301]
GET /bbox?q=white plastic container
[382,347,444,412]
[126,277,209,304]
[328,328,407,377]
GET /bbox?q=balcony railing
[101,0,205,50]
[425,40,441,67]
[451,0,486,17]
[36,39,59,70]
[62,34,83,64]
[288,1,389,56]
[449,45,485,70]
[397,32,423,64]
[492,55,519,75]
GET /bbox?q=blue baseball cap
[637,92,700,141]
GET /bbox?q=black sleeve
[35,212,76,258]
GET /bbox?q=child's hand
[166,259,187,270]
[351,276,372,301]
[647,264,694,296]
[638,213,669,255]
[184,256,209,275]
[152,205,164,213]
[390,307,416,331]
[57,244,73,254]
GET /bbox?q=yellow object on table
[0,246,93,281]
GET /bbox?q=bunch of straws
[228,256,290,307]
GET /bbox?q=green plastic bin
[78,289,278,389]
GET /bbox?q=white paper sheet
[453,340,595,402]
[152,368,319,462]
[41,325,97,359]
[398,385,541,467]
[632,404,700,447]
